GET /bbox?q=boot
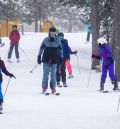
[112,81,120,91]
[63,82,67,87]
[100,82,104,91]
[51,88,56,94]
[57,82,62,87]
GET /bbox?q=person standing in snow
[7,25,20,63]
[85,22,92,43]
[56,32,70,87]
[66,46,77,79]
[37,27,63,94]
[0,57,15,112]
[92,38,119,91]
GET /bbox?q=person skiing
[85,22,92,43]
[92,37,120,92]
[0,57,15,113]
[7,25,20,63]
[66,46,77,79]
[56,32,70,87]
[37,27,63,95]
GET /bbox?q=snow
[0,32,120,129]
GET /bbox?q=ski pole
[19,46,29,60]
[76,53,81,74]
[4,78,11,98]
[117,95,120,112]
[87,66,92,88]
[30,64,38,73]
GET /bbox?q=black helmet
[58,32,64,37]
[12,25,17,29]
[49,27,56,32]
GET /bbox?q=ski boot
[112,81,120,91]
[63,82,67,87]
[17,58,20,63]
[41,88,49,95]
[57,82,62,88]
[0,103,3,114]
[100,82,104,92]
[7,58,12,63]
[68,73,73,79]
[51,88,60,95]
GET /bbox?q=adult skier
[37,27,63,95]
[92,38,119,92]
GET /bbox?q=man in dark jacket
[0,57,15,111]
[7,25,20,63]
[37,27,63,94]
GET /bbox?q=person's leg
[86,32,90,42]
[100,65,108,90]
[0,83,3,106]
[8,44,14,59]
[50,64,57,93]
[15,43,19,61]
[61,60,67,86]
[66,59,72,74]
[56,63,61,84]
[42,63,50,91]
[108,63,119,90]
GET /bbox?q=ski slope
[0,32,120,129]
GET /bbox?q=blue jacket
[87,23,92,33]
[60,39,70,60]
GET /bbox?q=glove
[92,54,97,58]
[74,50,77,55]
[107,57,114,63]
[9,73,16,79]
[37,55,41,64]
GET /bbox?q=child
[92,38,119,92]
[0,57,15,112]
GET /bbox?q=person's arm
[0,60,15,77]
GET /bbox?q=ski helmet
[97,38,107,44]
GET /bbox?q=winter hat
[12,25,17,29]
[49,27,56,32]
[58,32,64,38]
[97,38,107,44]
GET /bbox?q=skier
[92,38,120,92]
[56,32,69,87]
[85,22,92,43]
[0,57,15,113]
[7,25,20,63]
[37,27,63,95]
[66,46,77,79]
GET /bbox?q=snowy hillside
[0,32,120,129]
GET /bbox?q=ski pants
[86,32,91,42]
[0,83,3,104]
[42,63,57,89]
[66,59,72,74]
[101,63,117,83]
[56,59,66,83]
[8,43,19,59]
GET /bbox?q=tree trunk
[112,0,120,81]
[35,0,39,32]
[91,0,100,69]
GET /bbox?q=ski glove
[9,73,16,79]
[92,54,101,60]
[37,55,41,64]
[107,57,114,63]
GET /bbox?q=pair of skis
[41,92,60,96]
[97,90,120,93]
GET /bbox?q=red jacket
[9,30,20,44]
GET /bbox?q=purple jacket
[99,43,113,65]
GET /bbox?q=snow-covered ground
[0,32,120,129]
